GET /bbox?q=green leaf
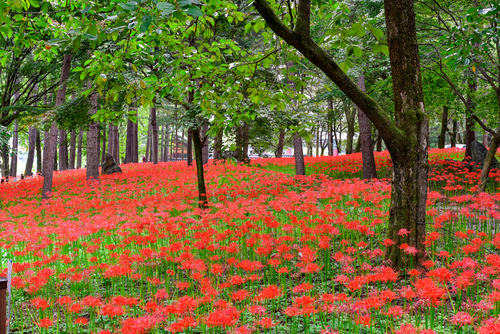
[29,0,40,7]
[81,5,91,14]
[244,23,252,34]
[139,15,152,32]
[380,45,389,56]
[72,36,81,52]
[373,44,381,53]
[83,33,97,41]
[353,46,362,57]
[157,2,175,15]
[118,3,135,11]
[185,7,203,17]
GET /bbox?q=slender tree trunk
[213,129,223,160]
[187,129,193,166]
[438,106,449,149]
[25,126,36,176]
[201,123,209,165]
[328,109,334,156]
[108,123,114,156]
[160,124,165,162]
[356,75,377,179]
[175,105,179,161]
[145,120,151,162]
[77,130,83,168]
[450,120,457,147]
[53,132,58,171]
[480,134,500,191]
[9,120,18,177]
[465,77,477,158]
[86,89,100,180]
[164,125,170,162]
[113,125,120,164]
[293,134,305,175]
[36,130,42,173]
[42,54,71,200]
[192,127,208,209]
[315,126,319,156]
[133,119,139,163]
[151,106,159,165]
[101,126,106,164]
[376,131,383,152]
[276,129,285,157]
[69,130,76,169]
[58,129,68,171]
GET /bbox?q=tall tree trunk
[438,106,449,149]
[53,132,58,171]
[36,129,42,173]
[328,106,334,156]
[201,123,209,165]
[356,75,377,179]
[86,89,99,180]
[25,126,36,176]
[69,130,76,169]
[108,123,114,156]
[42,54,71,200]
[125,119,133,163]
[1,146,8,178]
[145,120,151,162]
[160,124,165,162]
[175,105,179,161]
[58,129,68,171]
[133,119,139,163]
[376,131,383,152]
[480,135,500,191]
[9,120,18,177]
[77,130,83,168]
[100,126,106,164]
[187,129,193,166]
[164,125,170,162]
[113,124,120,164]
[450,119,457,147]
[276,129,285,157]
[235,122,249,163]
[345,106,356,155]
[354,136,361,153]
[192,127,208,209]
[213,129,223,160]
[151,106,159,165]
[293,134,306,175]
[465,77,477,158]
[384,0,428,267]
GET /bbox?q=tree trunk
[438,106,449,149]
[86,90,99,180]
[328,103,334,156]
[384,0,428,267]
[187,129,193,166]
[293,134,305,175]
[213,129,223,160]
[480,135,500,191]
[201,123,209,165]
[36,129,42,173]
[276,129,285,157]
[113,124,120,164]
[69,130,76,169]
[145,120,151,162]
[192,126,208,209]
[42,54,71,200]
[345,107,356,155]
[465,77,477,158]
[53,132,58,171]
[356,75,377,179]
[151,107,159,165]
[77,130,83,168]
[100,126,106,164]
[376,131,383,152]
[0,145,8,178]
[25,126,36,176]
[160,124,165,162]
[164,125,170,162]
[9,120,18,177]
[58,129,68,171]
[133,119,138,163]
[450,120,457,147]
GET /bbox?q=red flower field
[1,148,500,333]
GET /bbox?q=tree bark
[86,89,99,180]
[192,126,208,209]
[438,106,449,149]
[187,129,193,166]
[450,120,457,147]
[113,124,120,164]
[345,106,356,155]
[77,130,83,168]
[145,120,151,162]
[293,134,305,175]
[376,131,383,152]
[201,123,209,165]
[133,119,138,163]
[276,129,285,157]
[151,106,159,165]
[480,135,500,191]
[356,75,377,179]
[100,126,106,164]
[58,129,68,171]
[25,126,36,176]
[465,77,477,158]
[36,129,42,173]
[9,120,18,177]
[163,125,170,162]
[69,130,76,169]
[42,54,71,200]
[213,129,223,160]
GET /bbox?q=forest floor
[1,148,500,334]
